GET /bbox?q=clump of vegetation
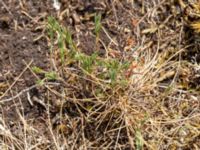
[32,66,58,84]
[40,16,143,149]
[47,16,77,64]
[28,9,200,148]
[47,16,131,86]
[2,1,200,149]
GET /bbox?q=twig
[0,0,13,16]
[0,84,38,103]
[0,60,33,100]
[0,82,60,103]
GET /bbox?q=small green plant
[47,16,65,63]
[46,17,131,87]
[47,16,77,64]
[135,129,144,150]
[36,79,45,86]
[75,52,98,73]
[32,66,45,74]
[104,59,130,85]
[94,13,102,36]
[64,27,77,51]
[32,66,58,81]
[72,51,130,85]
[107,59,120,82]
[94,13,102,50]
[45,71,57,80]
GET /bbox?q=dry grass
[1,0,200,149]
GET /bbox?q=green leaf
[32,66,44,74]
[36,79,44,86]
[45,72,57,80]
[94,13,102,35]
[135,129,144,150]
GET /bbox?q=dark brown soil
[0,0,53,140]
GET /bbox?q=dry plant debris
[0,0,200,149]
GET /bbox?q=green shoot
[63,27,77,51]
[135,129,144,150]
[36,79,45,86]
[47,16,131,86]
[107,59,120,82]
[74,52,98,73]
[45,71,57,80]
[32,66,45,74]
[94,13,102,36]
[47,16,77,64]
[32,66,58,81]
[47,16,65,63]
[94,13,102,50]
